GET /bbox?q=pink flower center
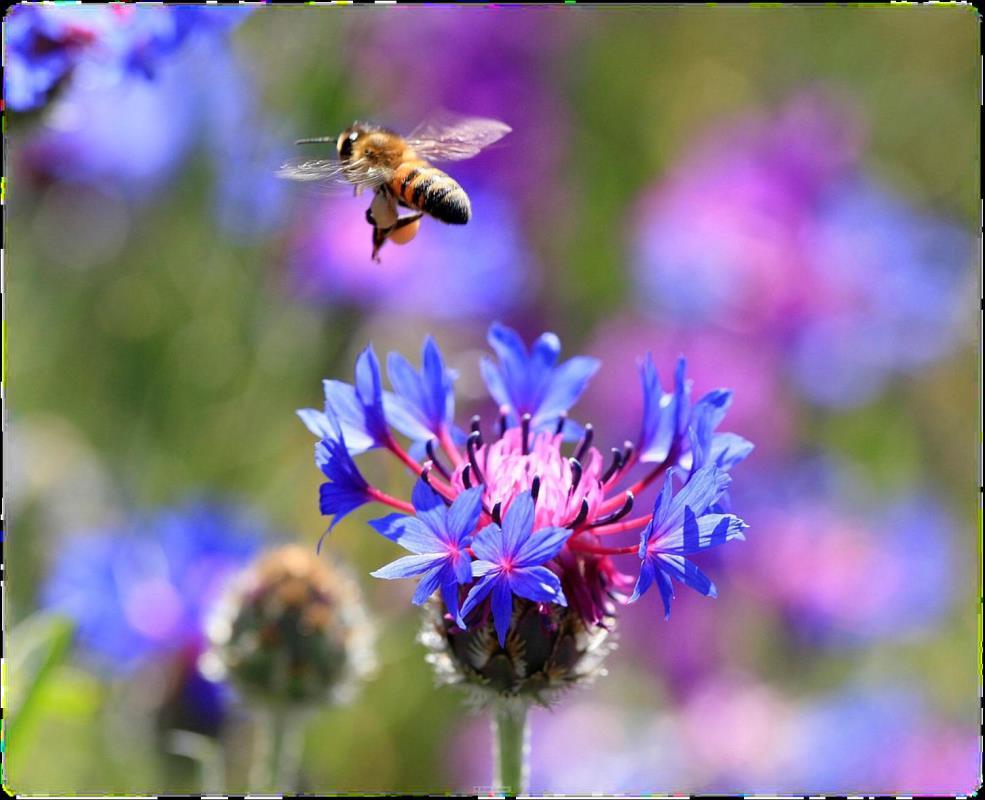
[451,428,605,529]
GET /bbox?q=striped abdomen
[389,159,471,224]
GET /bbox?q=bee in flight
[277,113,511,262]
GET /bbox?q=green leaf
[5,613,75,754]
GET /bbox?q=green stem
[493,702,530,796]
[252,705,303,792]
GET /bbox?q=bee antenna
[295,136,337,146]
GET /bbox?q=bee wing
[275,156,391,192]
[405,112,512,162]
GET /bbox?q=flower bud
[205,545,375,706]
[419,597,614,707]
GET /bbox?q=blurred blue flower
[731,459,958,646]
[5,5,250,112]
[13,5,285,241]
[41,500,267,673]
[286,184,533,317]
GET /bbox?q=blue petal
[654,509,747,554]
[382,391,432,443]
[693,388,733,433]
[297,408,334,438]
[369,513,444,555]
[664,466,730,530]
[533,355,600,426]
[319,482,368,528]
[458,571,498,627]
[411,478,448,536]
[315,434,369,528]
[411,562,447,605]
[353,345,390,443]
[370,553,448,580]
[440,577,462,622]
[323,380,378,454]
[657,553,718,598]
[509,565,567,606]
[387,351,428,420]
[469,559,500,578]
[515,526,571,567]
[452,551,473,584]
[470,525,505,563]
[446,487,484,545]
[630,558,655,603]
[501,493,536,560]
[479,356,513,420]
[491,580,514,646]
[649,470,676,531]
[422,336,455,427]
[709,432,755,471]
[655,568,676,619]
[368,513,412,542]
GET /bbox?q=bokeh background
[3,4,980,795]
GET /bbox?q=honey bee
[277,113,511,261]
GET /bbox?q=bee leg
[371,224,389,263]
[392,211,423,230]
[365,208,376,226]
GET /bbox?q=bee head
[337,122,377,161]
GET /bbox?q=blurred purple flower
[730,465,956,646]
[630,91,971,407]
[285,184,532,317]
[41,499,267,673]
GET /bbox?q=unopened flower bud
[419,597,614,707]
[205,545,375,706]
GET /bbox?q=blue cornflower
[299,346,391,455]
[631,466,747,617]
[636,354,691,464]
[382,336,458,446]
[688,389,755,475]
[315,420,372,531]
[369,481,483,621]
[480,322,600,436]
[41,500,265,673]
[458,493,571,645]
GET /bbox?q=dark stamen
[470,414,482,441]
[421,463,452,505]
[521,413,532,455]
[462,464,474,489]
[569,458,583,493]
[566,498,590,529]
[621,440,635,465]
[590,492,635,527]
[554,412,567,436]
[425,438,452,480]
[574,424,594,462]
[466,431,485,483]
[498,408,509,437]
[531,476,541,502]
[601,447,624,483]
[491,502,503,525]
